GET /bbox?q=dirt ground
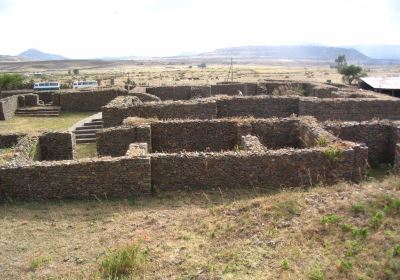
[1,173,399,279]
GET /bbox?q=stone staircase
[74,118,103,144]
[15,106,61,117]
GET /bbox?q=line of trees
[0,73,24,98]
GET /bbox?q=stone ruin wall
[0,142,151,200]
[0,95,18,120]
[39,132,75,161]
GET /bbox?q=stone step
[74,128,100,134]
[76,138,96,144]
[83,122,103,127]
[92,118,103,122]
[75,133,96,139]
[86,121,103,125]
[16,108,60,113]
[75,125,102,130]
[15,113,59,117]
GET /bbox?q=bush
[100,242,148,279]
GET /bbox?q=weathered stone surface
[0,133,27,148]
[39,132,75,161]
[0,95,18,120]
[0,154,151,200]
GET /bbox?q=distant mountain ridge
[198,45,370,61]
[350,45,400,60]
[18,48,67,61]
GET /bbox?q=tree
[338,64,365,85]
[197,63,206,69]
[73,69,79,75]
[335,55,347,69]
[0,73,24,98]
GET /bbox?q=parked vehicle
[33,82,60,91]
[73,80,98,89]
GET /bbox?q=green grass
[99,243,147,279]
[0,112,93,134]
[29,256,51,271]
[75,143,97,159]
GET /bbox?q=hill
[0,54,26,62]
[351,45,400,60]
[18,48,67,61]
[199,45,370,61]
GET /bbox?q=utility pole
[226,57,234,82]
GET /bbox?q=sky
[0,0,400,58]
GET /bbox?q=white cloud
[0,0,399,58]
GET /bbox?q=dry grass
[0,174,399,279]
[75,143,97,159]
[0,112,93,134]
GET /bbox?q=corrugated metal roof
[361,77,400,90]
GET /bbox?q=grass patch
[324,146,343,161]
[29,256,51,271]
[0,112,93,134]
[75,143,97,159]
[99,242,148,279]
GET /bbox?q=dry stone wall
[151,145,364,190]
[0,154,151,200]
[0,133,27,149]
[39,132,75,161]
[97,125,151,157]
[0,95,18,120]
[57,88,128,111]
[324,121,397,165]
[103,99,217,127]
[151,120,238,153]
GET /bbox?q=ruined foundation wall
[97,125,151,157]
[0,155,151,200]
[58,88,127,111]
[39,132,75,161]
[324,121,392,164]
[151,147,361,190]
[151,120,238,153]
[211,83,246,96]
[103,100,217,127]
[0,95,18,120]
[217,96,299,118]
[299,99,400,121]
[0,133,27,149]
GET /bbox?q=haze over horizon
[1,0,400,59]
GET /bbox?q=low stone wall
[151,120,238,153]
[0,95,18,120]
[129,91,161,102]
[299,98,400,121]
[0,133,27,149]
[39,132,75,161]
[103,99,217,127]
[324,121,394,165]
[211,83,246,96]
[146,86,192,101]
[217,95,299,118]
[97,125,151,157]
[57,88,127,111]
[23,94,39,107]
[0,153,151,200]
[151,144,365,190]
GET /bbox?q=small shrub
[341,223,353,233]
[370,211,385,229]
[393,245,400,257]
[352,227,368,239]
[281,259,289,270]
[339,260,353,272]
[99,243,147,279]
[29,256,50,271]
[317,136,327,147]
[351,203,366,215]
[309,269,324,280]
[384,199,400,215]
[320,214,341,225]
[324,146,343,161]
